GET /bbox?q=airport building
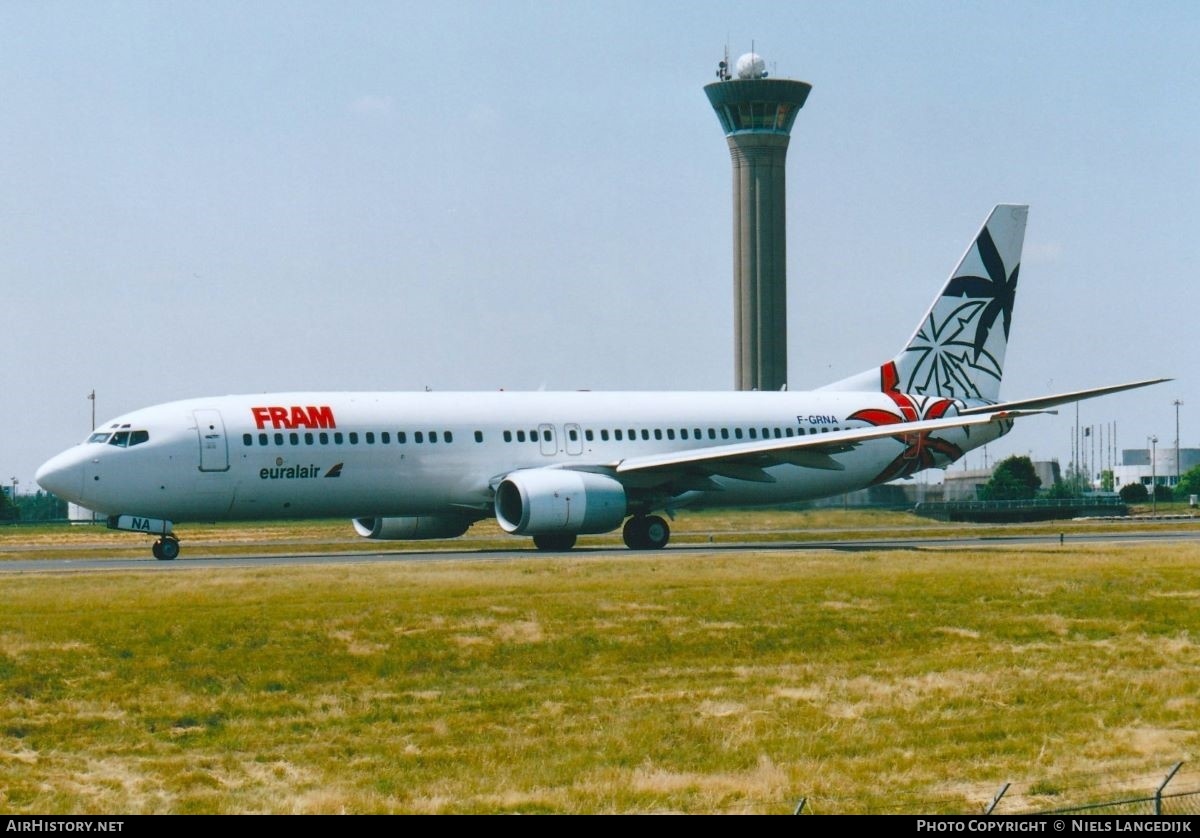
[1112,447,1200,491]
[705,53,811,392]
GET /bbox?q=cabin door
[194,409,229,472]
[564,424,583,456]
[538,424,556,456]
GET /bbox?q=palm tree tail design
[820,204,1028,404]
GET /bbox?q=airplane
[35,205,1166,560]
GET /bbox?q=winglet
[956,378,1172,416]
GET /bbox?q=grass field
[1,512,1198,814]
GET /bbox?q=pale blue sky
[3,1,1196,490]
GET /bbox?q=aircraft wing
[611,410,1032,483]
[956,378,1171,416]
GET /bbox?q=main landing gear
[533,533,577,552]
[623,515,670,550]
[151,537,181,561]
[529,516,671,552]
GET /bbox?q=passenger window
[445,431,453,443]
[570,429,579,441]
[655,429,663,440]
[415,431,424,443]
[348,432,358,444]
[305,432,314,444]
[334,432,344,444]
[694,428,702,439]
[584,429,593,442]
[259,433,268,445]
[474,431,483,443]
[397,432,406,444]
[721,428,729,440]
[600,429,609,441]
[516,430,526,442]
[290,432,300,445]
[320,432,329,444]
[640,429,649,441]
[708,429,717,440]
[614,429,622,441]
[382,432,391,444]
[628,429,635,439]
[365,432,375,444]
[748,428,758,439]
[274,433,284,446]
[504,430,513,442]
[679,429,687,440]
[734,429,743,439]
[429,431,438,444]
[243,434,252,446]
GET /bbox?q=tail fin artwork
[823,204,1028,403]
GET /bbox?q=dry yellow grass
[0,535,1198,814]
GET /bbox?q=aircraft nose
[35,449,86,503]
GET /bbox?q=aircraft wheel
[151,541,162,560]
[155,537,180,561]
[623,517,647,549]
[642,515,670,550]
[533,533,577,552]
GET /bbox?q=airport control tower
[705,53,811,391]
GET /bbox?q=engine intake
[352,516,471,540]
[495,469,627,536]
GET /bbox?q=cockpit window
[106,430,149,448]
[88,432,111,444]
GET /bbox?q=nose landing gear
[106,514,180,560]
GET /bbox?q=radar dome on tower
[735,52,767,79]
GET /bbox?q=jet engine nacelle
[494,469,627,536]
[352,516,471,540]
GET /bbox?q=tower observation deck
[705,53,811,391]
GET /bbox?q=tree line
[0,490,69,522]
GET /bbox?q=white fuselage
[36,390,1007,524]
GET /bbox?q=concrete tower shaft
[705,73,811,391]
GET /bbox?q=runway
[3,525,1199,574]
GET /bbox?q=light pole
[1175,400,1183,489]
[9,477,16,504]
[1149,435,1158,516]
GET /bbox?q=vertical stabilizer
[821,204,1028,402]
